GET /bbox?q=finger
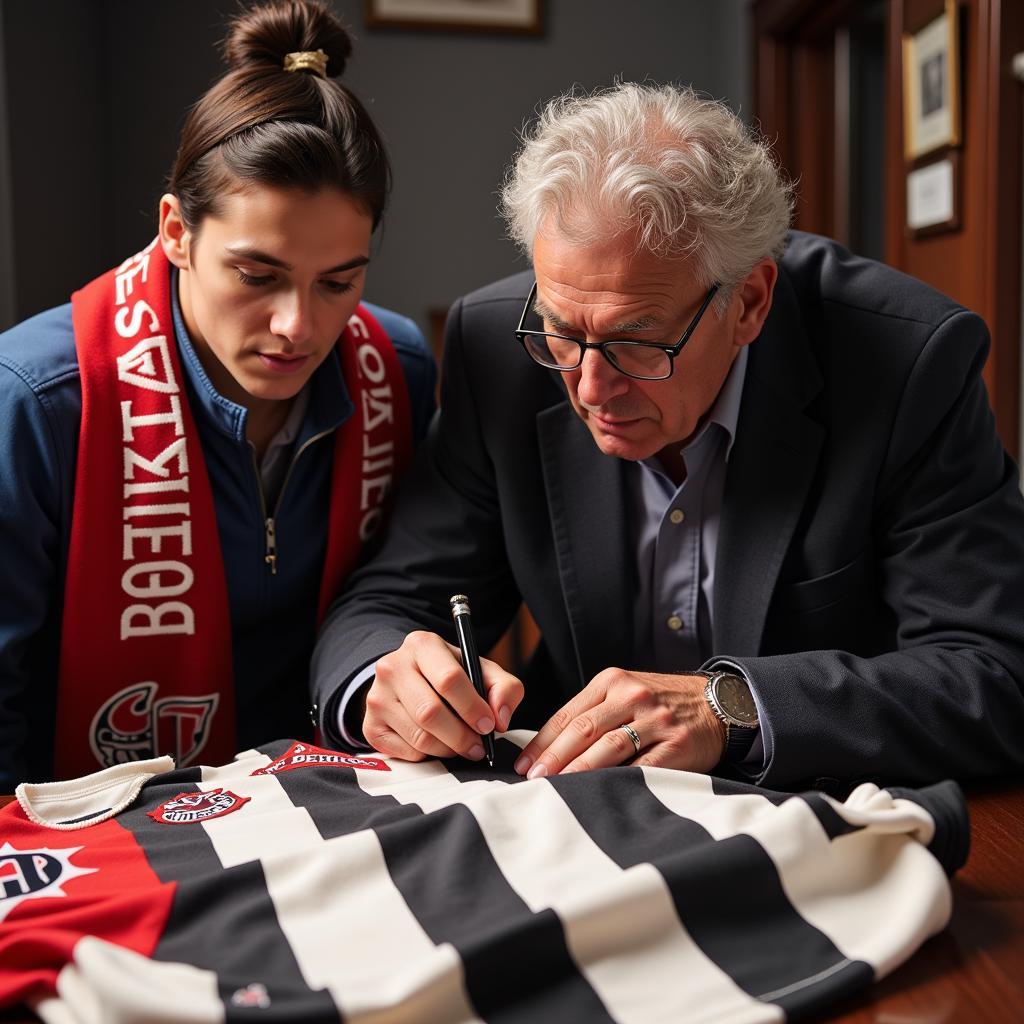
[514,670,620,775]
[480,657,525,732]
[364,686,456,759]
[369,682,467,759]
[519,699,629,779]
[362,722,430,762]
[632,745,685,771]
[513,691,604,774]
[561,723,645,774]
[383,707,463,760]
[413,635,497,736]
[377,633,489,758]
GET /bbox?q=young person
[0,0,435,788]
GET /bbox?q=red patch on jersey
[249,741,391,776]
[147,789,250,825]
[0,806,175,1009]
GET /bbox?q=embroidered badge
[147,788,250,825]
[249,741,391,776]
[90,681,218,769]
[0,841,97,922]
[230,983,271,1009]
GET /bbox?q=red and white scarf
[55,239,411,779]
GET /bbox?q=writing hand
[513,669,725,778]
[363,631,524,761]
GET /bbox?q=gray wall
[0,0,750,333]
[337,0,751,327]
[1,0,107,325]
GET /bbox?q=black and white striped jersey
[1,732,969,1023]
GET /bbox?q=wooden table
[3,783,1023,1023]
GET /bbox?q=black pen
[449,594,496,768]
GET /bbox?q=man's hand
[363,631,525,761]
[513,669,726,778]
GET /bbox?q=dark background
[0,0,750,335]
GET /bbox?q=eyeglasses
[514,281,719,381]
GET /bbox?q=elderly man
[312,83,1024,789]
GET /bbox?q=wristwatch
[700,670,759,763]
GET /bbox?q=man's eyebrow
[225,247,370,274]
[531,298,574,331]
[609,315,661,333]
[532,297,662,334]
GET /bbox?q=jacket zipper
[249,427,335,576]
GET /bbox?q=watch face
[715,674,758,727]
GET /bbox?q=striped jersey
[0,732,968,1023]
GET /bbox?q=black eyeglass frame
[514,280,720,381]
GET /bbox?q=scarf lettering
[57,242,412,779]
[108,250,198,641]
[354,336,395,542]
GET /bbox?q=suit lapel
[714,272,824,656]
[538,400,634,683]
[532,264,824,669]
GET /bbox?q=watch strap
[722,716,757,761]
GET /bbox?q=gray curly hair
[500,83,794,302]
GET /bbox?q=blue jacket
[0,278,435,788]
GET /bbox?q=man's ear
[732,257,777,347]
[159,194,191,271]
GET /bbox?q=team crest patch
[0,842,97,923]
[148,789,250,825]
[250,741,391,776]
[90,681,218,769]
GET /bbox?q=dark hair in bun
[221,0,352,76]
[168,0,389,231]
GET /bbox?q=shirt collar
[703,342,748,460]
[170,267,354,444]
[638,343,749,477]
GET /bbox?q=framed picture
[906,152,960,238]
[365,0,542,35]
[902,0,961,160]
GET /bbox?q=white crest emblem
[0,841,97,922]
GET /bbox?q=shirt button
[667,615,683,631]
[669,509,685,525]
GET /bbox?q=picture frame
[906,151,960,238]
[364,0,542,35]
[902,0,961,161]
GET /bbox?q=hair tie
[283,49,328,79]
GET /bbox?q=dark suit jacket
[313,232,1024,789]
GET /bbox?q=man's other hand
[363,631,524,761]
[513,669,726,778]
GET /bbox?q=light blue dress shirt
[630,346,747,672]
[627,345,767,768]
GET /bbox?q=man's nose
[269,291,314,347]
[575,347,629,408]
